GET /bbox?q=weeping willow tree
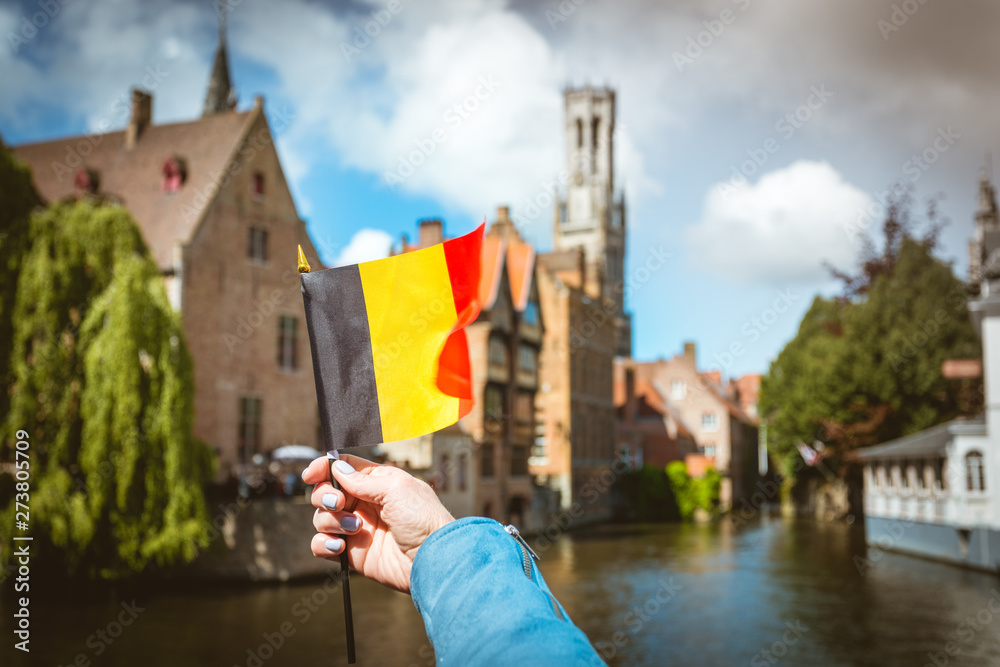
[0,135,40,420]
[1,196,213,578]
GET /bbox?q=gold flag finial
[297,245,311,273]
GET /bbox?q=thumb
[331,455,397,506]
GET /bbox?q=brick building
[386,211,542,525]
[528,85,627,523]
[631,343,760,509]
[614,362,699,469]
[533,250,617,522]
[12,30,323,478]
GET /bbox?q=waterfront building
[11,29,323,478]
[528,86,627,524]
[386,213,542,526]
[630,344,760,509]
[858,173,1000,572]
[614,361,699,468]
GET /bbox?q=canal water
[5,517,1000,666]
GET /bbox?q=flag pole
[299,246,357,664]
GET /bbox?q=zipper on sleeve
[504,524,538,579]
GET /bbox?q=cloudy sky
[3,0,998,376]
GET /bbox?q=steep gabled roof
[13,106,260,270]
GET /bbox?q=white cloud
[333,228,394,267]
[683,160,872,285]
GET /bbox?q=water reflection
[4,518,1000,666]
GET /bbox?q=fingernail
[335,460,356,475]
[325,537,344,553]
[322,493,338,510]
[341,515,359,532]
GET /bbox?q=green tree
[760,195,981,482]
[0,134,40,421]
[1,197,212,578]
[666,461,721,521]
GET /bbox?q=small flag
[797,442,819,466]
[301,224,484,449]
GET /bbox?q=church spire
[202,9,236,116]
[976,167,999,231]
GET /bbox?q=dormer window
[74,168,99,194]
[251,171,265,197]
[161,156,186,194]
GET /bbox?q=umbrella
[271,445,323,461]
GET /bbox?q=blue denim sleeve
[410,517,607,666]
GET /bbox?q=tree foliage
[760,196,981,480]
[0,135,40,420]
[666,461,722,521]
[1,194,212,578]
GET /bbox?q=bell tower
[553,86,631,356]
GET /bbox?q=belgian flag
[301,224,484,449]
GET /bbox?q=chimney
[683,341,697,366]
[497,205,510,223]
[126,89,152,150]
[419,218,443,248]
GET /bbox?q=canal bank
[5,518,1000,666]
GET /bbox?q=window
[916,461,926,490]
[518,344,537,374]
[935,458,947,491]
[576,118,583,149]
[439,454,449,492]
[702,412,719,431]
[523,301,539,327]
[481,444,495,478]
[512,445,529,476]
[591,117,600,151]
[966,451,986,492]
[458,453,468,491]
[514,392,533,423]
[702,442,716,458]
[485,385,504,421]
[671,380,686,400]
[251,171,265,196]
[238,397,262,462]
[248,227,268,262]
[277,316,298,371]
[489,336,508,368]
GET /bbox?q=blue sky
[3,0,998,378]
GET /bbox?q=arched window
[966,451,986,492]
[576,118,583,149]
